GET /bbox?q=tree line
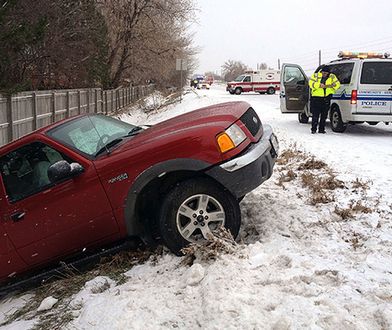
[0,0,196,92]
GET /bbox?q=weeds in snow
[334,206,354,220]
[2,249,157,329]
[181,227,241,265]
[297,157,327,171]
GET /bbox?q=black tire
[330,106,347,133]
[159,178,241,255]
[298,112,309,124]
[229,91,235,95]
[267,87,275,95]
[235,87,242,95]
[367,121,378,126]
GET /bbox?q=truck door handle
[11,211,25,222]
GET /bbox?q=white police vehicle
[280,51,392,132]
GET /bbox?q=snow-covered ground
[1,84,392,329]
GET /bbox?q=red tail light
[351,90,357,105]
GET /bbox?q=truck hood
[115,101,251,151]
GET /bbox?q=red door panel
[0,138,120,267]
[3,165,118,266]
[0,225,27,280]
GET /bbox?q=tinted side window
[0,142,71,202]
[243,76,251,82]
[361,62,392,84]
[329,63,354,84]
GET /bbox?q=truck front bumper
[206,125,278,198]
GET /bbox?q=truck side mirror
[48,160,84,183]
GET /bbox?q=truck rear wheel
[267,87,275,95]
[330,106,347,133]
[158,178,241,255]
[235,87,242,95]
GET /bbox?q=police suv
[280,51,392,132]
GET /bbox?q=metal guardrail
[0,85,154,146]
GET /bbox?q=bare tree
[221,60,248,82]
[98,0,197,88]
[257,63,268,70]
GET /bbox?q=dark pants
[310,96,331,132]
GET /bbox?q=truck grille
[240,107,261,136]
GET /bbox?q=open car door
[280,64,309,114]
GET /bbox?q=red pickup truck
[0,101,278,287]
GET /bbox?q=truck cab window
[0,142,71,202]
[243,76,251,82]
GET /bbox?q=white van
[280,52,392,132]
[227,70,280,95]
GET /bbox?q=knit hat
[321,65,331,73]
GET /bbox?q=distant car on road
[197,80,211,90]
[190,75,204,88]
[0,101,278,288]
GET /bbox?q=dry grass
[352,178,371,190]
[297,157,327,171]
[310,190,334,205]
[276,169,297,188]
[334,206,354,220]
[181,227,240,265]
[276,146,306,166]
[350,201,373,214]
[344,232,365,250]
[3,249,157,329]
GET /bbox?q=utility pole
[319,50,322,66]
[278,59,281,70]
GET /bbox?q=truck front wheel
[298,112,309,124]
[159,178,241,255]
[330,106,347,133]
[235,87,242,95]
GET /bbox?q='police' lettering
[361,101,387,106]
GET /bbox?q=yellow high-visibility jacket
[309,72,340,97]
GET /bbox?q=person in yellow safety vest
[308,65,340,134]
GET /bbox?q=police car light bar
[338,51,390,59]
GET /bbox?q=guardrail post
[78,90,81,114]
[32,92,37,130]
[52,92,56,123]
[6,95,13,143]
[86,89,90,113]
[95,89,98,113]
[66,91,70,118]
[111,90,114,113]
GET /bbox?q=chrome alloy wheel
[176,194,225,242]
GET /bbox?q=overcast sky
[192,0,392,75]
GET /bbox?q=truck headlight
[216,123,246,153]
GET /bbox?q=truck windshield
[47,115,138,157]
[234,75,245,82]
